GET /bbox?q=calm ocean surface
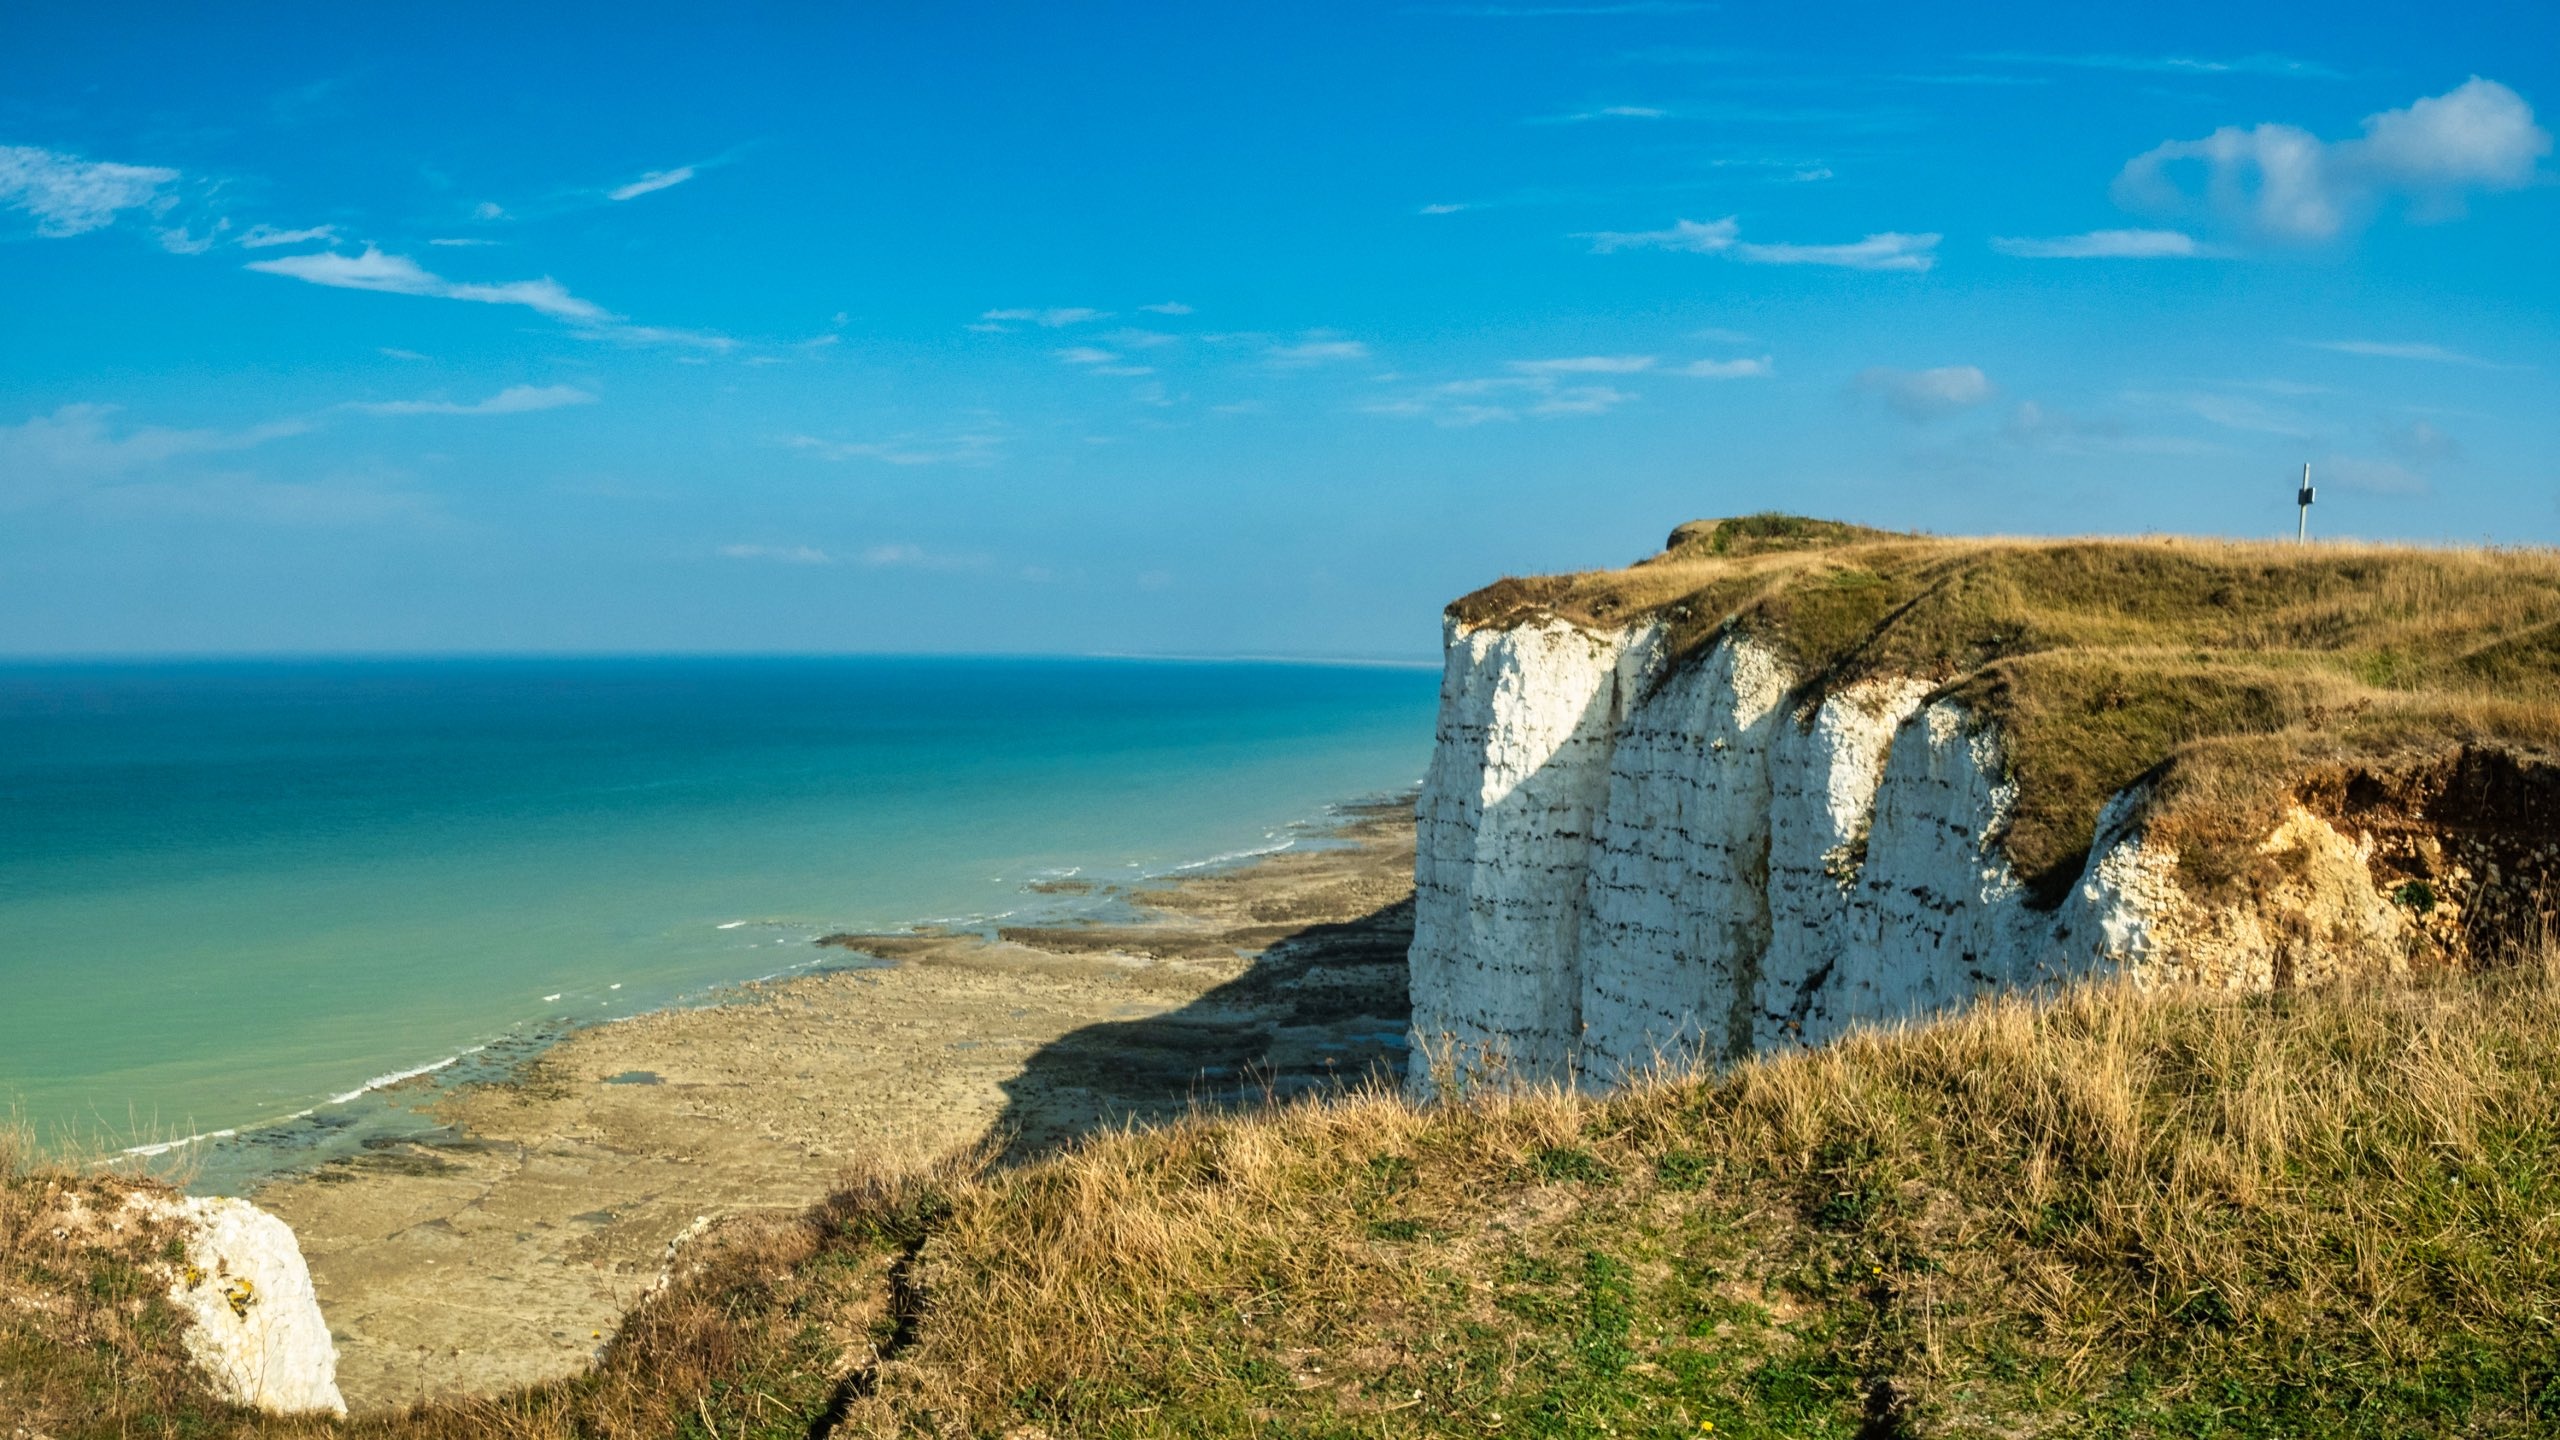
[0,657,1439,1162]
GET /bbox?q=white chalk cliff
[1407,617,2402,1095]
[145,1192,347,1416]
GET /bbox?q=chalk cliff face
[145,1192,347,1416]
[1406,616,2409,1094]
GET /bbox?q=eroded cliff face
[1406,618,2415,1095]
[154,1193,347,1416]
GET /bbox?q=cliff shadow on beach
[981,808,1417,1166]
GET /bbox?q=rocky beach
[248,798,1417,1409]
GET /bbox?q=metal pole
[2297,463,2312,544]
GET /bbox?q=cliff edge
[1409,515,2560,1091]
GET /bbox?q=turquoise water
[0,657,1438,1163]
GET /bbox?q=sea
[0,656,1440,1188]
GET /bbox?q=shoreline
[244,791,1420,1411]
[135,790,1398,1197]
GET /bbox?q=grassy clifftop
[24,968,2560,1438]
[1452,516,2560,916]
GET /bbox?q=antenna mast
[2296,462,2314,544]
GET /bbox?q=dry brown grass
[1450,516,2560,906]
[17,964,2560,1436]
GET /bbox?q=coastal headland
[250,798,1417,1409]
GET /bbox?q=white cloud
[238,223,338,248]
[1508,355,1656,375]
[1733,232,1939,271]
[1584,216,1738,253]
[783,432,1003,466]
[716,540,997,569]
[1139,301,1195,315]
[719,543,833,564]
[157,224,222,255]
[246,246,611,322]
[2318,455,2428,495]
[1542,104,1670,123]
[1105,328,1182,349]
[2001,401,2222,457]
[379,347,429,361]
[347,384,597,417]
[1970,51,2343,79]
[1855,365,1993,420]
[0,404,310,481]
[1266,337,1371,366]
[0,404,352,519]
[1529,385,1636,416]
[2298,338,2499,366]
[471,201,507,221]
[1419,202,1469,215]
[2125,388,2313,437]
[1991,228,2216,259]
[608,165,696,201]
[980,306,1110,327]
[1364,365,1643,425]
[0,145,177,236]
[572,321,739,352]
[1679,355,1773,378]
[1583,214,1939,270]
[2114,77,2550,240]
[427,236,500,247]
[1054,346,1120,365]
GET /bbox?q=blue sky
[3,2,2554,658]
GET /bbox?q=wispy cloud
[0,403,426,524]
[0,403,310,481]
[1991,228,2218,259]
[1854,365,1994,420]
[607,165,697,201]
[1138,301,1195,315]
[2115,77,2550,241]
[783,432,1004,466]
[1970,51,2345,79]
[575,322,739,352]
[717,539,992,572]
[1055,346,1154,376]
[1363,367,1641,426]
[1582,214,1940,270]
[980,306,1111,328]
[718,543,833,564]
[2124,388,2313,437]
[2002,401,2221,457]
[1535,104,1671,124]
[0,145,177,237]
[238,223,339,249]
[1735,232,1938,270]
[1679,355,1773,378]
[1585,217,1738,252]
[246,246,609,321]
[346,384,597,417]
[1508,355,1656,375]
[2297,338,2505,366]
[1266,336,1372,367]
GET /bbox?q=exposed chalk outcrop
[1407,619,2412,1096]
[144,1193,346,1416]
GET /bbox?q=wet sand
[253,798,1417,1410]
